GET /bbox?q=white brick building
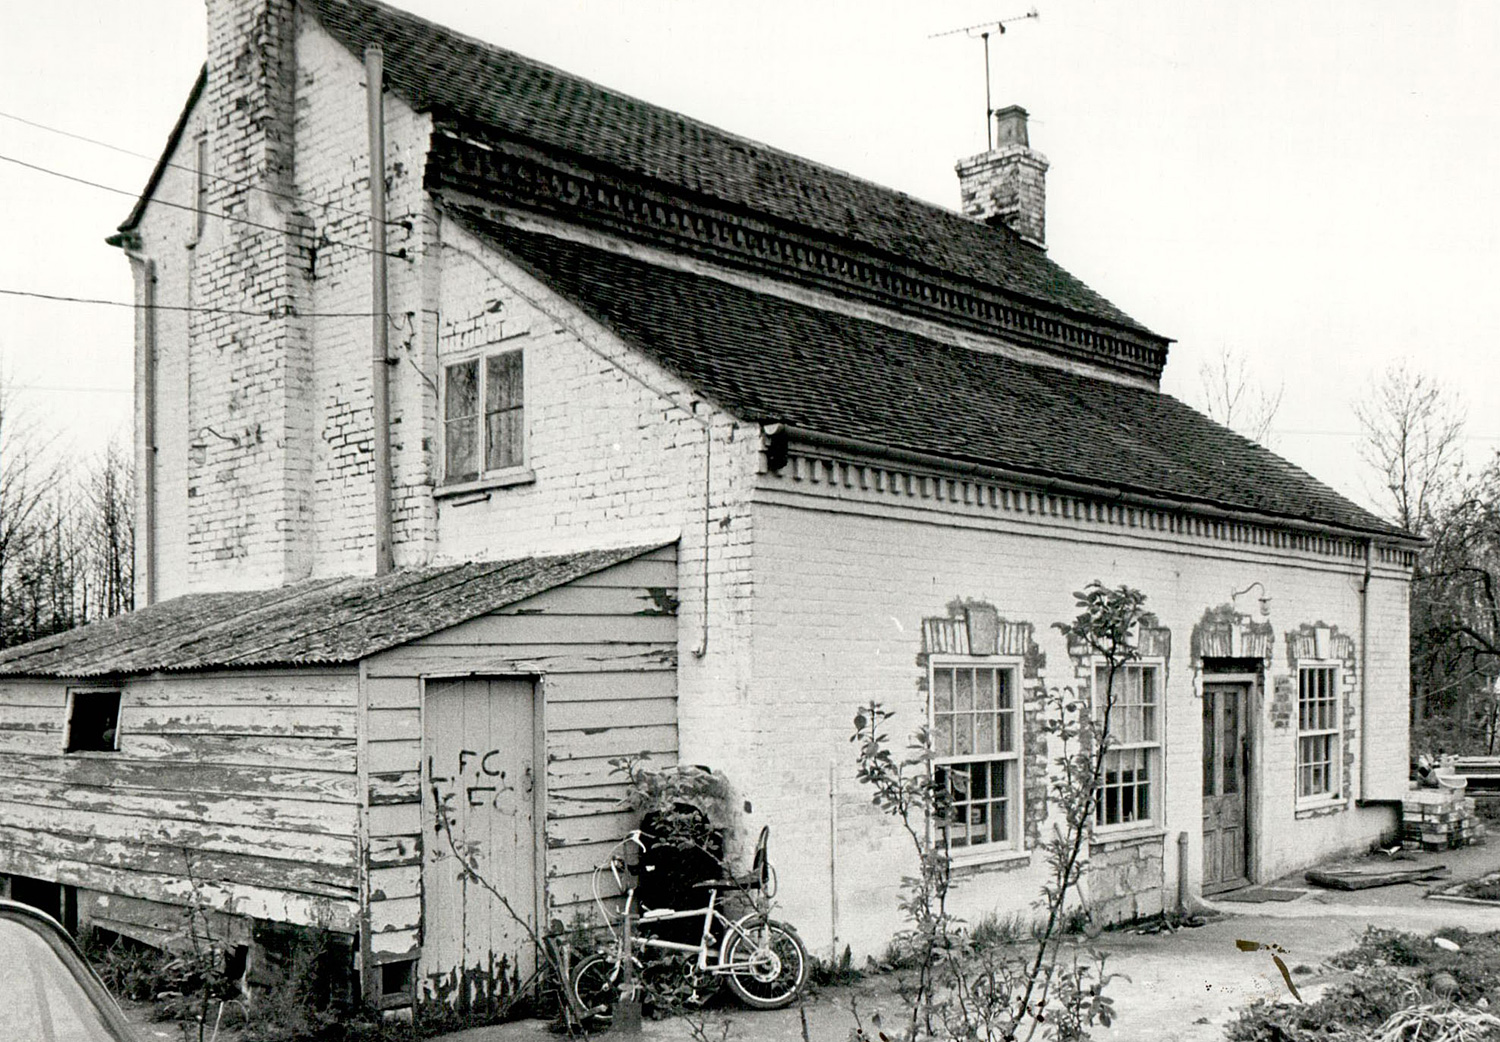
[0,0,1416,1011]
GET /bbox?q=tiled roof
[111,65,206,238]
[458,213,1403,539]
[304,0,1152,335]
[0,545,668,678]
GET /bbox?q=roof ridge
[304,0,1155,343]
[312,0,943,215]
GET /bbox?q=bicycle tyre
[568,952,621,1026]
[722,918,809,1010]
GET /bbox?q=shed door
[422,678,538,1005]
[1201,682,1249,893]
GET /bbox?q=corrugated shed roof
[459,213,1405,540]
[0,545,668,679]
[302,0,1154,336]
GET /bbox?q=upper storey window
[443,349,524,484]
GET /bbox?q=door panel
[422,677,537,1003]
[1202,682,1249,893]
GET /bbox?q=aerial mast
[930,9,1039,149]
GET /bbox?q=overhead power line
[0,107,406,230]
[0,152,406,261]
[0,286,398,320]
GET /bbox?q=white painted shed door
[422,678,538,1005]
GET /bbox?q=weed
[809,944,863,987]
[79,927,174,1002]
[1228,929,1500,1041]
[968,911,1029,950]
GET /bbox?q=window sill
[434,468,536,500]
[1295,798,1347,819]
[949,848,1031,877]
[1090,827,1165,853]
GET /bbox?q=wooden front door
[1202,682,1249,893]
[422,678,538,1006]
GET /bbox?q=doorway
[1202,681,1250,894]
[421,677,540,1003]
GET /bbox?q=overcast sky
[2,1,1496,513]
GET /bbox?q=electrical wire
[0,152,406,260]
[0,106,407,230]
[0,286,395,319]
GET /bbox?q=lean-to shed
[0,543,677,1007]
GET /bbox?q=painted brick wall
[135,6,433,598]
[127,104,203,602]
[428,222,762,772]
[734,474,1409,955]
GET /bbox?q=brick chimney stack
[955,105,1049,247]
[192,0,316,590]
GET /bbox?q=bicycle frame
[570,827,807,1021]
[627,886,771,976]
[588,833,768,976]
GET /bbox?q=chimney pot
[992,104,1030,148]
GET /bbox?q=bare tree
[1354,363,1466,534]
[1195,345,1284,446]
[81,441,136,619]
[0,375,135,647]
[0,379,62,647]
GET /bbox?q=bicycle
[567,825,809,1025]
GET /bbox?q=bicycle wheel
[722,918,808,1009]
[568,952,622,1026]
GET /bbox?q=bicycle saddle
[691,825,770,891]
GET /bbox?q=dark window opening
[7,875,77,934]
[66,691,121,753]
[379,959,415,1008]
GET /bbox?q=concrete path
[437,844,1500,1042]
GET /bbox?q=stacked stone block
[1401,789,1485,851]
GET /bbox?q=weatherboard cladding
[302,0,1151,336]
[456,212,1402,540]
[0,545,666,677]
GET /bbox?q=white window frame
[928,656,1024,859]
[1092,661,1163,834]
[438,346,528,489]
[64,688,122,754]
[1296,663,1342,804]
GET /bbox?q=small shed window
[65,690,121,753]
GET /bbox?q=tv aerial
[930,9,1040,150]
